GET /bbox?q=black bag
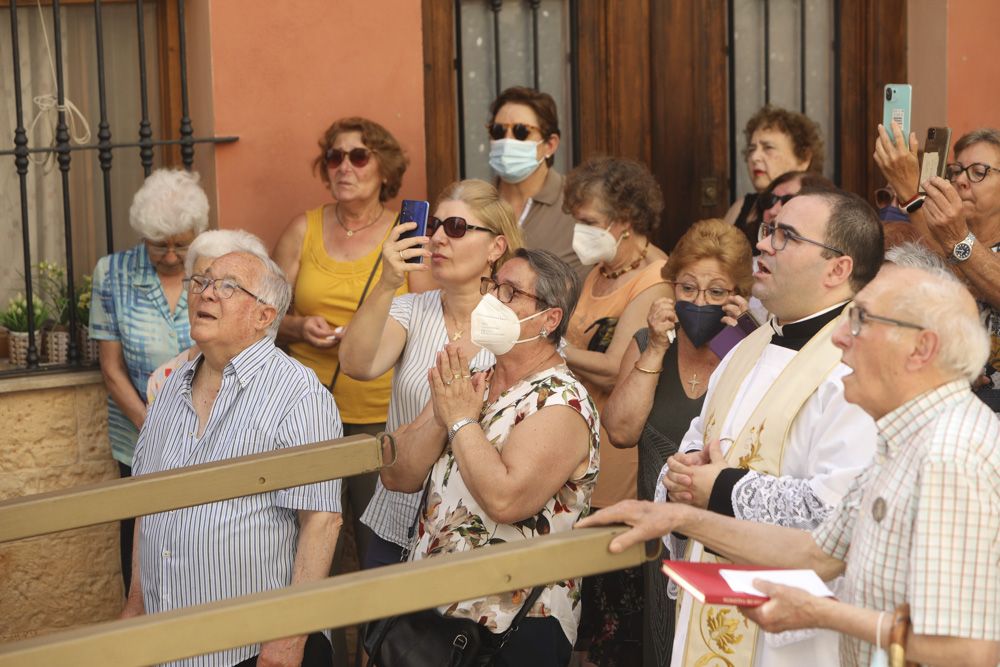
[363,587,543,667]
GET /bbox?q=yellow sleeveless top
[288,206,406,424]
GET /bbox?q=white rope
[26,0,93,171]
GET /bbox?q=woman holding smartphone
[338,179,523,568]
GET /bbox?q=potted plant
[36,261,72,364]
[76,274,99,364]
[1,294,50,368]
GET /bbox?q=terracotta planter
[79,324,100,364]
[8,331,29,368]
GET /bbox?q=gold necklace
[600,239,650,280]
[335,203,384,237]
[442,297,464,341]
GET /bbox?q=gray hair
[129,169,210,240]
[886,263,989,384]
[513,248,581,343]
[884,241,948,271]
[184,229,268,275]
[954,127,1000,156]
[221,249,292,338]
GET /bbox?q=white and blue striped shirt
[133,336,343,667]
[360,290,494,547]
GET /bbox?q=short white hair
[184,229,268,276]
[887,263,989,384]
[129,169,210,240]
[884,241,948,271]
[221,250,291,338]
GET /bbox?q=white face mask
[572,223,621,266]
[471,293,551,356]
[488,138,545,183]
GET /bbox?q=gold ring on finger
[453,372,462,380]
[398,250,404,260]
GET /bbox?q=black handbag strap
[326,214,399,393]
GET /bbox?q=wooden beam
[0,434,387,542]
[0,527,658,667]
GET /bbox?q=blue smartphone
[398,200,429,264]
[882,84,912,144]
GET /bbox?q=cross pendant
[687,374,700,393]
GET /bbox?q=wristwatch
[447,417,478,444]
[950,231,976,263]
[901,192,926,214]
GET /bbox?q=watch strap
[447,417,478,443]
[950,231,976,263]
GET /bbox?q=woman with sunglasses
[723,106,825,247]
[559,157,669,665]
[875,125,1000,409]
[600,218,753,667]
[486,86,588,280]
[339,179,524,568]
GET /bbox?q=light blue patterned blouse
[89,244,192,466]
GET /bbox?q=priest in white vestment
[656,190,884,667]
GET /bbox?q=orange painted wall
[204,0,427,250]
[946,1,1000,140]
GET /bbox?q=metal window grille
[728,0,838,198]
[455,0,578,181]
[1,0,237,374]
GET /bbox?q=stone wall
[0,377,121,643]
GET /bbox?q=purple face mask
[878,205,909,223]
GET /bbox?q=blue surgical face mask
[489,138,545,184]
[675,301,727,348]
[878,205,909,223]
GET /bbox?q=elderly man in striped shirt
[580,252,1000,667]
[121,249,344,667]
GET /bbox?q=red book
[661,560,771,607]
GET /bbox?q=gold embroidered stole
[678,316,844,667]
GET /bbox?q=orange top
[565,259,667,507]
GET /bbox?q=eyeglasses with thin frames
[758,221,846,256]
[945,162,1000,184]
[184,274,266,304]
[480,276,548,307]
[146,240,191,257]
[669,282,734,305]
[847,305,923,336]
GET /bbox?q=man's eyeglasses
[486,122,542,141]
[146,240,190,257]
[945,162,1000,184]
[429,216,495,239]
[669,282,734,305]
[185,274,266,303]
[758,221,845,256]
[480,276,547,307]
[847,305,923,336]
[325,147,374,169]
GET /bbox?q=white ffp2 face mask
[572,223,620,266]
[471,293,550,356]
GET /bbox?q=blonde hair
[436,179,524,267]
[664,218,754,296]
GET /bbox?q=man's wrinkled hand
[256,636,307,667]
[576,500,687,554]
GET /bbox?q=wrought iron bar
[135,0,153,175]
[454,0,466,177]
[176,0,194,169]
[763,0,770,104]
[530,0,540,90]
[8,0,39,367]
[800,0,807,113]
[51,0,79,363]
[93,0,114,254]
[569,0,580,166]
[0,136,239,158]
[490,0,502,97]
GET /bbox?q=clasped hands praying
[662,439,731,509]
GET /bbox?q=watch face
[954,242,972,261]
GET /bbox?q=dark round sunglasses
[325,147,373,169]
[486,122,542,141]
[429,216,495,239]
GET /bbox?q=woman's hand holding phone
[873,122,921,201]
[380,222,431,289]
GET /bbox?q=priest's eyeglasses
[758,222,845,256]
[847,305,923,336]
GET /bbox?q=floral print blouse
[409,364,600,644]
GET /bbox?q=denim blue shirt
[89,244,191,465]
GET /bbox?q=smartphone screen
[398,200,429,264]
[882,84,913,144]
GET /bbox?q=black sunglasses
[758,192,797,212]
[429,216,495,239]
[325,147,373,169]
[486,122,542,141]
